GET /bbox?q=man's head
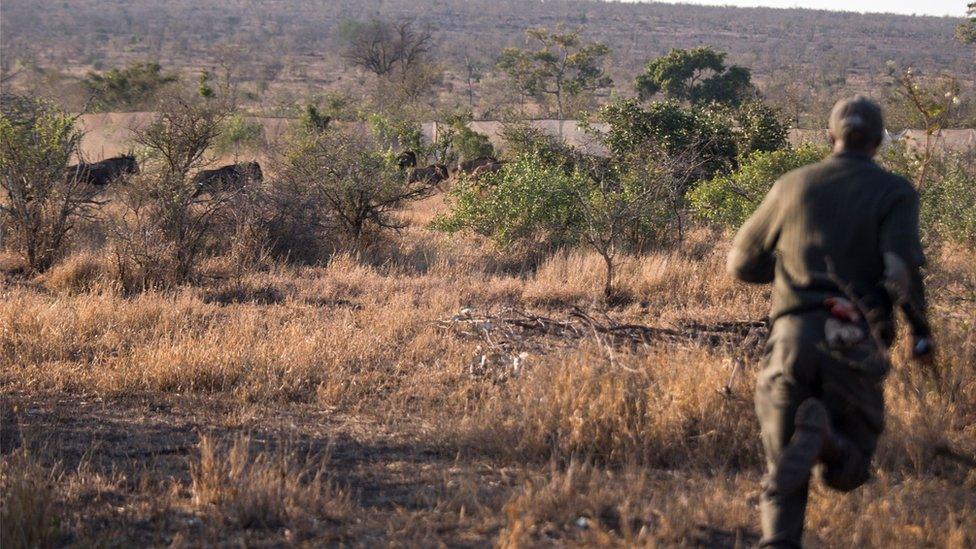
[828,96,885,157]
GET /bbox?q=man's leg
[819,343,887,492]
[755,317,818,548]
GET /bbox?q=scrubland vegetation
[2,2,976,547]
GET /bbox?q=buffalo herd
[66,149,504,195]
[64,156,264,196]
[397,150,504,189]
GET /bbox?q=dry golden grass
[0,451,62,549]
[1,196,974,546]
[190,434,351,530]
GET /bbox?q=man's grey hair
[828,96,884,149]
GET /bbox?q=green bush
[499,122,577,170]
[214,114,265,155]
[0,95,97,272]
[596,99,739,182]
[919,152,976,244]
[274,124,431,245]
[433,154,584,247]
[734,99,790,155]
[82,62,178,111]
[688,145,827,229]
[879,143,976,244]
[449,123,495,161]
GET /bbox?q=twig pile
[436,307,768,384]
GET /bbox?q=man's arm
[727,181,782,284]
[879,185,932,341]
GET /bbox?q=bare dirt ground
[3,390,769,547]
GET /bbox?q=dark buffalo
[455,156,502,177]
[192,162,263,195]
[470,160,505,178]
[66,155,139,186]
[408,164,449,187]
[397,150,418,169]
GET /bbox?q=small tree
[571,150,696,299]
[635,47,754,107]
[889,67,960,189]
[497,25,612,120]
[82,62,178,111]
[0,95,100,272]
[340,19,433,79]
[734,100,790,155]
[689,145,827,229]
[109,93,233,286]
[957,3,976,44]
[275,125,433,245]
[435,146,696,301]
[596,99,739,184]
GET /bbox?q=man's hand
[911,336,935,364]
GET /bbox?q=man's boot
[772,398,831,493]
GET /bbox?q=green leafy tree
[0,95,100,272]
[688,145,827,228]
[734,100,790,155]
[635,47,754,107]
[957,3,976,44]
[497,25,612,119]
[214,113,265,155]
[596,99,738,183]
[110,92,234,286]
[888,67,961,188]
[436,145,695,300]
[82,62,178,110]
[276,124,433,242]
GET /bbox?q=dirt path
[2,392,525,547]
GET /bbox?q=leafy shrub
[596,99,739,182]
[0,95,99,272]
[434,154,584,248]
[688,145,827,228]
[271,123,432,251]
[107,93,234,287]
[446,122,494,161]
[919,151,976,244]
[82,62,178,111]
[880,143,976,244]
[734,99,790,155]
[214,114,265,155]
[499,122,577,169]
[436,147,694,298]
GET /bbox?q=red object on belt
[824,297,861,323]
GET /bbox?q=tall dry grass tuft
[0,451,61,549]
[500,461,652,547]
[499,462,758,547]
[37,251,118,295]
[456,345,760,468]
[190,434,351,530]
